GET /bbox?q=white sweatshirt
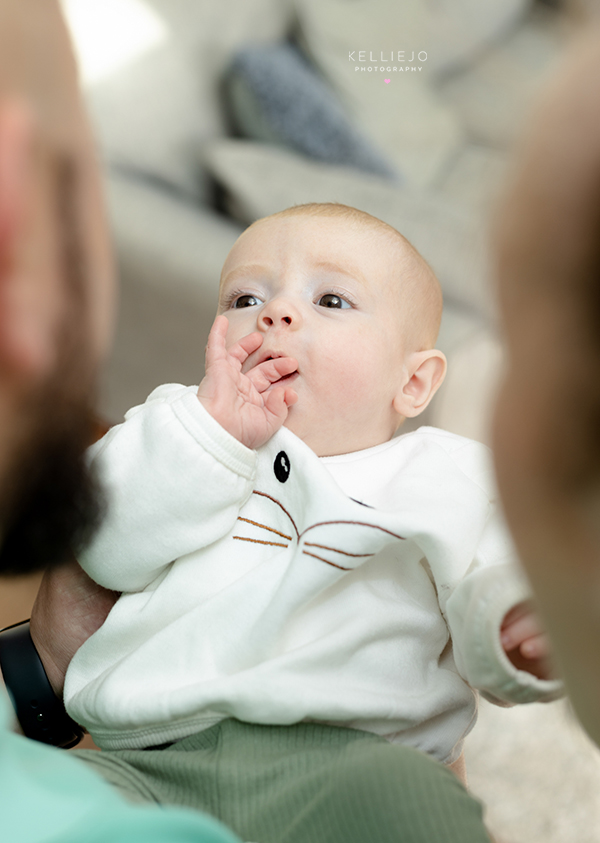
[64,385,561,761]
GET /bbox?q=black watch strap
[0,619,84,748]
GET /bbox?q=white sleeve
[80,384,256,592]
[444,504,563,706]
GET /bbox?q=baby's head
[217,203,446,457]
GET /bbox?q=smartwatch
[0,619,84,748]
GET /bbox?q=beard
[0,364,105,578]
[0,153,106,577]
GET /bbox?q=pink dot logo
[384,79,390,84]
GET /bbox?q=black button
[274,451,291,483]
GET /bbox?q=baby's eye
[231,294,262,309]
[317,294,351,309]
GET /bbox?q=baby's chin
[283,409,394,458]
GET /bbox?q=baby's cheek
[330,358,381,413]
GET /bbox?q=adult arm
[29,555,119,697]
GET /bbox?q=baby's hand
[197,315,298,449]
[500,601,554,681]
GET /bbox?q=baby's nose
[259,299,300,329]
[261,313,292,327]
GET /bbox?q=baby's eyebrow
[219,261,368,296]
[220,264,271,290]
[311,260,368,287]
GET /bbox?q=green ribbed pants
[74,719,491,843]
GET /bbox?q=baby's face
[218,215,413,457]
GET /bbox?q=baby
[66,204,561,841]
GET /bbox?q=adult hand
[197,315,298,450]
[29,555,119,697]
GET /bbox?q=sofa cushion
[225,43,398,179]
[201,139,494,319]
[292,0,464,187]
[438,6,567,148]
[427,0,529,75]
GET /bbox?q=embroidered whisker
[252,491,300,539]
[302,550,351,571]
[233,537,288,548]
[301,521,405,541]
[237,517,292,541]
[304,542,374,558]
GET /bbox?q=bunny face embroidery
[231,435,406,578]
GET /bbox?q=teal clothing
[0,691,241,843]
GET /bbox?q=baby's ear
[393,349,447,419]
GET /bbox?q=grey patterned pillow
[224,43,398,181]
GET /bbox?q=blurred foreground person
[493,24,600,749]
[0,2,240,840]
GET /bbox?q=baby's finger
[520,633,551,660]
[247,357,298,392]
[264,383,297,418]
[501,611,542,652]
[263,385,288,423]
[228,331,264,365]
[501,601,532,630]
[204,315,229,365]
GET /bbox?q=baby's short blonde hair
[248,203,443,351]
